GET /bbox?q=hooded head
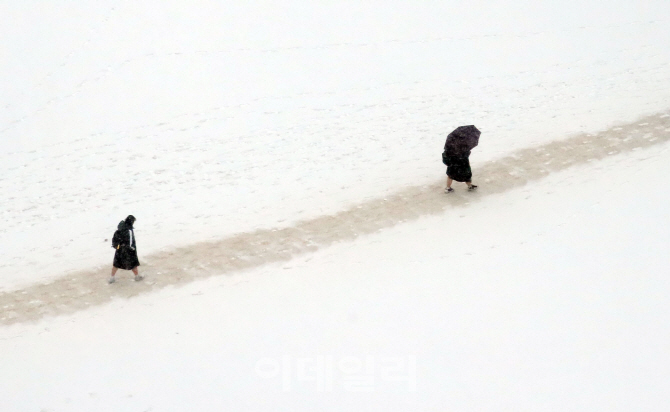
[124,215,136,229]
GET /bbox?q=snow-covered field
[3,139,670,411]
[2,1,670,410]
[2,1,670,290]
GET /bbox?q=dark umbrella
[444,125,481,155]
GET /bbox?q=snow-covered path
[3,2,670,291]
[3,2,670,410]
[3,123,670,411]
[2,111,668,325]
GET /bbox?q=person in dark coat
[109,215,142,283]
[444,145,477,193]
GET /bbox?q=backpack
[112,231,122,249]
[111,221,125,249]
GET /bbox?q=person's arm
[129,230,135,250]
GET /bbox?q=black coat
[444,150,472,182]
[112,220,140,270]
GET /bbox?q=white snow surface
[2,0,670,290]
[2,1,670,410]
[3,144,670,411]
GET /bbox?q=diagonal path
[1,110,669,325]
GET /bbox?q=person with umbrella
[442,125,480,193]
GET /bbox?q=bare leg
[108,266,119,283]
[446,177,453,189]
[132,267,139,276]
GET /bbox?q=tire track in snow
[1,110,670,325]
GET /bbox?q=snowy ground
[2,141,670,411]
[2,1,670,411]
[2,1,670,290]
